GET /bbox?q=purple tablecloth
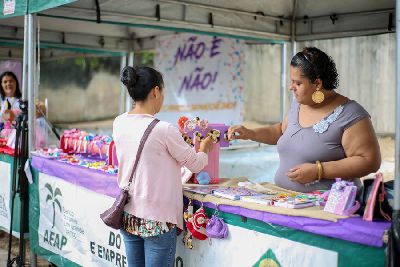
[31,155,390,247]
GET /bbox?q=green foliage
[137,51,154,66]
[41,56,120,90]
[40,51,156,90]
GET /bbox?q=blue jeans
[120,227,177,267]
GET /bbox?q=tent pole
[21,15,28,99]
[290,0,297,104]
[394,0,400,211]
[125,52,134,112]
[119,55,127,114]
[280,43,287,120]
[27,14,36,153]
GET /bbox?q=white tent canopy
[0,0,395,52]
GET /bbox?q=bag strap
[127,118,160,185]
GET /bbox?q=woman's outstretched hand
[227,125,254,140]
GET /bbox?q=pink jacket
[113,113,208,229]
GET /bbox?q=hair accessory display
[178,116,231,185]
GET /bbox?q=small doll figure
[194,131,203,142]
[184,117,199,132]
[197,119,208,132]
[207,129,221,143]
[182,133,193,146]
[2,109,15,123]
[224,130,230,142]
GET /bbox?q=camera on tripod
[17,100,28,121]
[7,99,29,267]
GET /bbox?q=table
[30,155,389,267]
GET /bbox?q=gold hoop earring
[312,88,325,104]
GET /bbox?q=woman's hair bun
[121,66,137,88]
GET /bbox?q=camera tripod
[7,100,29,267]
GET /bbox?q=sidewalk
[0,231,51,267]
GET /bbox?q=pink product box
[193,142,220,184]
[324,178,358,216]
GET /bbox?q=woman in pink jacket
[113,66,213,267]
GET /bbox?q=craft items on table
[183,199,194,249]
[60,129,118,167]
[206,214,229,239]
[212,187,261,200]
[324,178,360,216]
[31,147,65,159]
[186,206,209,240]
[0,137,14,155]
[183,186,324,209]
[206,204,229,239]
[178,116,231,185]
[57,153,118,174]
[274,197,315,209]
[31,147,118,174]
[240,194,276,205]
[183,185,225,195]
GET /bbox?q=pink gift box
[192,142,220,184]
[324,178,358,216]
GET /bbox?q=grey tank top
[275,99,370,192]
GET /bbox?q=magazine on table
[212,187,262,200]
[273,200,315,209]
[183,185,226,195]
[240,194,276,205]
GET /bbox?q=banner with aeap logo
[156,33,245,125]
[0,161,11,231]
[38,173,127,267]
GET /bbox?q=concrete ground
[0,231,51,267]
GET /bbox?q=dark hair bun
[121,66,137,88]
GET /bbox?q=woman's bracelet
[316,160,323,182]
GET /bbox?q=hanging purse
[100,119,159,229]
[362,172,393,221]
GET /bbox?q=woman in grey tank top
[228,47,381,192]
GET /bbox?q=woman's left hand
[285,163,318,184]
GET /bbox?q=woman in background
[0,71,21,130]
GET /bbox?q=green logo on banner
[253,249,281,267]
[43,183,68,250]
[44,183,63,228]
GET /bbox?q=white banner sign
[177,224,338,267]
[0,161,11,231]
[38,173,127,267]
[156,33,245,125]
[3,0,16,15]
